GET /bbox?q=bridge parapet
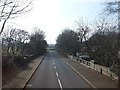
[67,55,118,83]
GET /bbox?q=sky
[8,0,107,44]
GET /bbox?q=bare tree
[105,0,119,15]
[104,1,120,87]
[75,18,91,57]
[2,27,29,56]
[2,26,16,55]
[16,29,29,54]
[75,18,90,42]
[0,0,32,35]
[92,16,118,65]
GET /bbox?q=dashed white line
[53,63,55,65]
[56,72,58,76]
[58,79,63,89]
[54,66,56,69]
[26,84,32,87]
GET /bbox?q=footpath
[3,55,45,88]
[63,57,119,89]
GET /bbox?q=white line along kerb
[63,59,96,88]
[58,79,63,89]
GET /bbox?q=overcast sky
[9,0,106,44]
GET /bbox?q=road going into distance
[25,51,91,88]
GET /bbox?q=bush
[13,56,27,68]
[2,55,13,68]
[110,65,118,76]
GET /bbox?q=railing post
[100,68,102,74]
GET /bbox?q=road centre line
[26,84,32,87]
[56,72,58,76]
[52,58,62,89]
[58,79,63,89]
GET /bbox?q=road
[25,51,91,88]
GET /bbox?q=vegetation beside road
[2,27,48,85]
[56,1,119,77]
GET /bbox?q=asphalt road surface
[25,51,91,88]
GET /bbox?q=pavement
[63,55,118,88]
[2,55,45,88]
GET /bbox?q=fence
[67,55,118,83]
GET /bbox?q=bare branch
[0,0,32,36]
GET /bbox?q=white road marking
[58,79,63,89]
[56,72,58,76]
[54,66,56,69]
[26,84,32,87]
[53,63,55,65]
[63,58,96,88]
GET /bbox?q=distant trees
[0,0,32,35]
[56,29,79,56]
[56,19,91,57]
[28,28,48,56]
